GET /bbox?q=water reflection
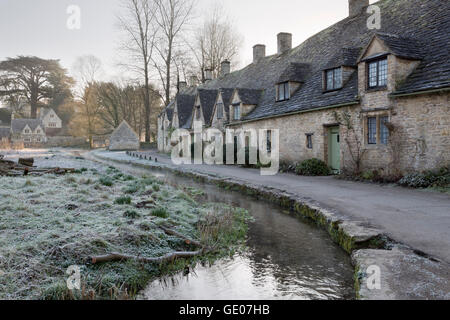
[93,160,354,300]
[140,172,354,300]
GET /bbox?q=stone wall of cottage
[229,105,357,166]
[229,91,450,174]
[364,92,450,173]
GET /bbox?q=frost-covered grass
[0,151,250,300]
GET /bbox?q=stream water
[90,156,355,300]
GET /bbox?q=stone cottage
[38,108,63,136]
[109,120,140,151]
[10,119,47,147]
[158,0,450,175]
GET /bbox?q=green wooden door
[328,127,341,172]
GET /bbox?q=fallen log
[158,225,204,248]
[90,249,205,265]
[18,158,34,167]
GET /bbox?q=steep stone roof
[110,120,139,141]
[236,89,264,105]
[177,94,196,129]
[197,89,219,125]
[38,108,54,120]
[375,33,425,61]
[219,88,235,116]
[325,48,361,69]
[192,0,449,122]
[278,63,312,83]
[11,119,44,133]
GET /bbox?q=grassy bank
[0,165,250,300]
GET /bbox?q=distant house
[10,119,47,147]
[38,108,63,136]
[109,120,140,151]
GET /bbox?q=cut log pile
[0,156,76,176]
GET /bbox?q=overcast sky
[0,0,378,82]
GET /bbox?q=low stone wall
[45,136,87,148]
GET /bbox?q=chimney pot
[348,0,369,17]
[220,61,231,77]
[204,69,213,81]
[277,33,292,54]
[178,81,187,92]
[189,75,198,87]
[253,44,266,63]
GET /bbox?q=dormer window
[195,106,201,120]
[217,102,224,119]
[368,57,388,89]
[325,67,342,91]
[276,82,289,101]
[233,105,241,121]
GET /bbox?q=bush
[123,210,140,219]
[115,196,132,205]
[398,167,449,189]
[295,159,331,176]
[99,177,114,187]
[151,207,169,218]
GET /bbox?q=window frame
[367,117,377,145]
[233,104,241,121]
[365,115,390,146]
[266,130,272,153]
[276,82,290,102]
[367,57,388,89]
[306,133,314,149]
[217,102,224,119]
[324,67,343,91]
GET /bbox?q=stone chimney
[178,81,187,92]
[189,75,198,87]
[204,69,213,82]
[349,0,369,17]
[277,33,292,54]
[220,61,231,77]
[253,44,266,63]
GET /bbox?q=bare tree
[72,55,104,95]
[153,0,195,105]
[191,4,243,81]
[117,0,158,142]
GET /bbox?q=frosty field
[0,150,250,300]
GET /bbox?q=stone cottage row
[158,0,450,174]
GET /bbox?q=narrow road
[93,150,450,264]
